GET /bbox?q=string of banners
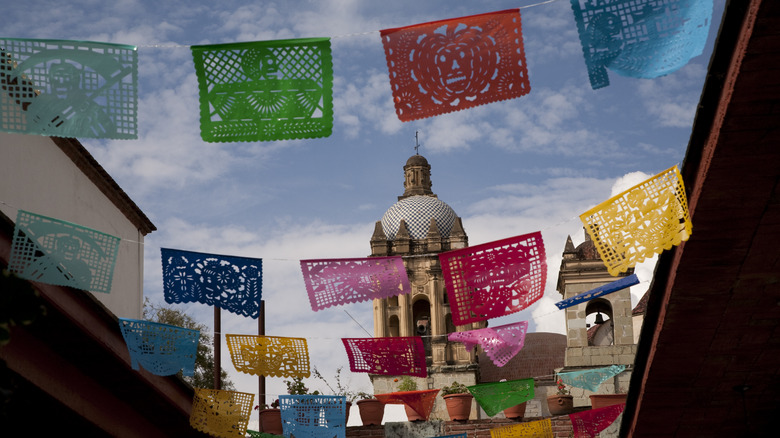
[6,162,687,309]
[4,167,685,437]
[0,1,713,142]
[9,163,691,392]
[184,377,625,438]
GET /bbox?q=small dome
[381,195,458,240]
[406,154,429,167]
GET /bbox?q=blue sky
[5,0,726,425]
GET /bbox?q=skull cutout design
[381,9,530,121]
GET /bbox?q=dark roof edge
[620,0,758,436]
[52,137,156,235]
[679,0,752,195]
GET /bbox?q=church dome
[406,154,429,167]
[381,195,458,240]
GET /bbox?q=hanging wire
[344,309,373,337]
[127,0,565,47]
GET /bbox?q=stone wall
[345,417,579,438]
[565,345,637,367]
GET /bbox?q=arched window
[388,315,400,337]
[586,298,614,346]
[412,298,432,358]
[412,298,431,336]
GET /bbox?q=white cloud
[522,0,582,63]
[423,113,486,153]
[610,171,652,197]
[333,72,402,139]
[208,4,296,42]
[461,174,619,335]
[637,63,708,128]
[385,84,622,158]
[291,0,384,45]
[85,75,236,195]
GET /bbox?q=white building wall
[0,132,145,318]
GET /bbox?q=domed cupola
[371,154,467,256]
[381,195,458,240]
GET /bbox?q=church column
[373,298,387,337]
[430,278,442,336]
[398,293,411,337]
[430,276,446,365]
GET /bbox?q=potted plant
[355,391,384,426]
[546,379,574,415]
[396,376,424,422]
[502,401,527,420]
[589,384,628,410]
[441,381,473,421]
[255,399,282,435]
[312,366,356,423]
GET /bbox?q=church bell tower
[368,153,485,419]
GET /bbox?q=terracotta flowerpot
[503,401,527,419]
[547,395,574,416]
[589,394,627,410]
[258,408,283,435]
[443,393,473,421]
[404,403,425,422]
[356,398,385,426]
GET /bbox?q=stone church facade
[367,154,641,418]
[368,154,486,420]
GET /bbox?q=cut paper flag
[435,434,467,438]
[342,337,427,377]
[380,9,530,121]
[580,165,692,276]
[440,231,546,325]
[555,274,639,310]
[301,256,411,312]
[558,365,626,392]
[191,38,333,142]
[118,318,199,376]
[226,334,310,378]
[374,389,440,421]
[280,395,346,438]
[161,248,262,319]
[190,389,254,438]
[8,210,120,293]
[595,411,623,437]
[570,0,713,89]
[449,321,529,367]
[0,38,137,139]
[467,378,534,417]
[491,418,553,438]
[570,403,625,438]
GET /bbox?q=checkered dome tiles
[381,195,458,240]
